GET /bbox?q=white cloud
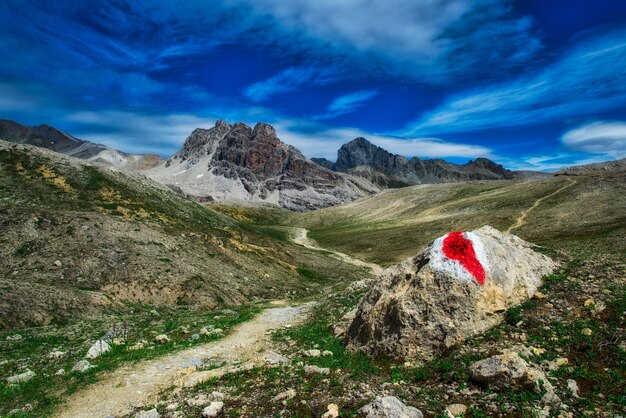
[237,0,542,82]
[402,31,626,135]
[313,89,379,120]
[243,67,339,102]
[65,111,217,156]
[561,121,626,157]
[273,119,491,161]
[499,153,617,172]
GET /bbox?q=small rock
[86,339,110,359]
[567,379,580,398]
[322,350,334,357]
[187,394,208,407]
[322,403,339,418]
[202,401,224,418]
[273,389,296,402]
[221,309,237,315]
[190,334,200,340]
[583,299,594,308]
[149,309,160,316]
[304,365,330,375]
[56,368,65,376]
[264,352,291,366]
[135,409,160,418]
[581,328,593,336]
[72,360,92,373]
[445,404,467,417]
[199,327,210,336]
[48,350,65,359]
[155,334,170,344]
[6,334,23,341]
[303,349,321,358]
[7,370,35,384]
[210,391,225,401]
[54,260,62,267]
[166,403,178,411]
[359,396,423,418]
[533,291,547,300]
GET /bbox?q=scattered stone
[583,299,594,308]
[581,328,593,336]
[567,379,580,398]
[56,368,65,376]
[202,401,224,418]
[155,334,170,344]
[470,350,559,403]
[322,403,339,418]
[221,309,237,315]
[210,391,225,401]
[7,370,35,384]
[303,349,321,358]
[6,334,23,342]
[531,347,546,356]
[264,351,291,366]
[112,338,125,345]
[199,327,210,336]
[166,403,178,411]
[358,396,423,418]
[149,309,160,316]
[445,404,467,417]
[129,341,146,351]
[53,260,62,267]
[533,291,547,300]
[304,365,330,375]
[48,350,65,359]
[273,389,296,402]
[187,394,209,407]
[135,409,160,418]
[322,350,334,357]
[86,339,110,359]
[72,360,92,373]
[190,333,200,340]
[345,227,557,359]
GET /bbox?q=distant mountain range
[312,137,547,187]
[145,121,377,210]
[0,119,164,170]
[1,118,554,210]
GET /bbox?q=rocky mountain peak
[148,121,378,210]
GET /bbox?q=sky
[1,0,626,171]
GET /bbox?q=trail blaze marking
[442,231,485,285]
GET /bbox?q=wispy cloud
[243,67,339,102]
[561,121,626,158]
[312,90,378,120]
[402,30,626,136]
[273,119,491,161]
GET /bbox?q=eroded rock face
[147,121,377,211]
[344,226,556,360]
[316,136,516,188]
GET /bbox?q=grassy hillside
[287,173,626,265]
[0,141,369,329]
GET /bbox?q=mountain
[146,121,378,211]
[313,137,529,188]
[0,140,366,328]
[555,157,626,175]
[0,119,164,170]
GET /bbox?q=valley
[0,140,624,417]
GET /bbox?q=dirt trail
[292,227,384,275]
[55,303,311,418]
[507,177,577,232]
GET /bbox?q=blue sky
[1,0,626,170]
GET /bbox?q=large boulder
[344,226,556,360]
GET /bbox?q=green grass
[0,303,262,417]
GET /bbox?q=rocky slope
[0,141,365,328]
[555,157,626,175]
[313,137,531,188]
[146,121,377,211]
[0,119,164,170]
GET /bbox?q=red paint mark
[442,231,485,285]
